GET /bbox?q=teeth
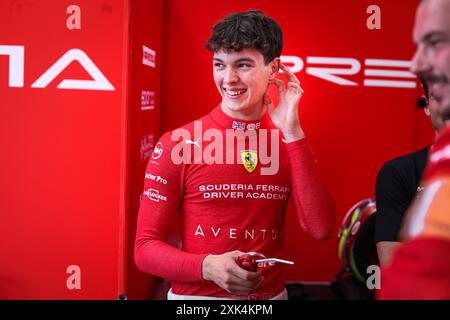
[225,89,246,96]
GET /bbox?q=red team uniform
[379,125,450,300]
[135,106,336,299]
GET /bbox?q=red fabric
[379,238,450,300]
[134,106,336,299]
[424,125,450,182]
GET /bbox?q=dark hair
[205,10,283,64]
[417,76,429,108]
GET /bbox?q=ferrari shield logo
[240,150,258,173]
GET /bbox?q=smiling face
[411,0,450,123]
[213,48,278,120]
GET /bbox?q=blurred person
[379,0,450,299]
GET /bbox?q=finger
[219,276,254,294]
[252,276,265,290]
[225,274,264,295]
[230,253,262,280]
[228,277,264,295]
[223,272,260,290]
[287,82,304,96]
[280,63,300,84]
[230,263,262,282]
[229,250,246,259]
[226,259,261,281]
[280,63,299,83]
[224,285,254,295]
[272,78,286,95]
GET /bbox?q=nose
[224,67,239,84]
[410,45,431,76]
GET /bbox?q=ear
[268,58,280,81]
[424,107,430,117]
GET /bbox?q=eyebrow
[418,30,448,44]
[213,57,256,63]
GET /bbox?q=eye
[238,63,252,68]
[214,62,225,69]
[427,37,447,48]
[429,40,440,47]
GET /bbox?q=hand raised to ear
[265,63,305,142]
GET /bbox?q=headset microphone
[416,96,428,108]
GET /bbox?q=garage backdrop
[0,0,432,299]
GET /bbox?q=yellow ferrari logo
[240,150,258,173]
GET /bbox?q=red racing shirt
[135,106,336,299]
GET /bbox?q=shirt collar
[208,105,270,131]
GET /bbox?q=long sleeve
[134,132,207,282]
[285,138,336,240]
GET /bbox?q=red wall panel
[126,0,164,299]
[0,0,130,299]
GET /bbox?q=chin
[224,101,251,112]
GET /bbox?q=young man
[375,78,443,267]
[379,0,450,299]
[134,10,336,300]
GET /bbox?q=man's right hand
[201,250,264,295]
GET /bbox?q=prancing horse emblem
[240,150,258,173]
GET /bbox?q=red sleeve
[134,132,208,282]
[285,138,336,240]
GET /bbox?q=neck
[220,101,265,121]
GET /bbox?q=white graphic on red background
[144,188,167,202]
[198,184,289,200]
[142,45,156,68]
[0,46,416,90]
[281,55,416,88]
[145,172,167,185]
[194,224,282,240]
[152,142,163,160]
[0,45,114,90]
[141,90,156,110]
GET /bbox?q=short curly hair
[205,10,283,64]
